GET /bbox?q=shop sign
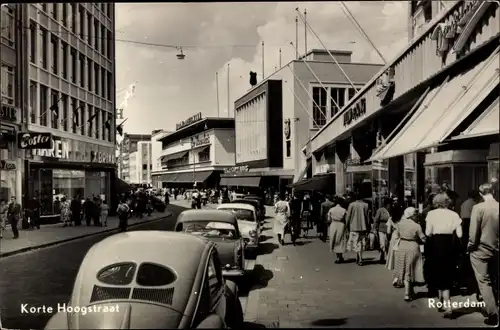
[0,160,16,171]
[192,134,210,147]
[18,132,53,149]
[0,104,17,122]
[32,139,70,159]
[224,165,249,174]
[176,112,202,131]
[90,150,115,163]
[343,99,367,127]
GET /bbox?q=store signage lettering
[91,150,115,163]
[176,112,202,131]
[343,99,367,127]
[0,160,16,171]
[18,132,53,149]
[0,104,17,122]
[32,139,70,159]
[193,135,210,147]
[224,165,249,173]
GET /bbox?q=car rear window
[181,221,237,238]
[97,263,137,285]
[136,263,177,286]
[222,208,255,222]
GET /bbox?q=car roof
[218,203,256,212]
[232,199,257,204]
[177,209,238,224]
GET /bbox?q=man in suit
[468,183,499,326]
[7,196,22,239]
[319,194,334,241]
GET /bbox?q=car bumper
[222,268,245,277]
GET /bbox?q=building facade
[119,133,151,184]
[151,129,171,172]
[0,4,24,202]
[310,0,499,211]
[151,114,235,189]
[19,3,117,220]
[221,50,382,197]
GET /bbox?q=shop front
[0,104,22,201]
[19,132,116,223]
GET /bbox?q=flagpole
[227,63,230,118]
[286,65,327,121]
[216,72,220,117]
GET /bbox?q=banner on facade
[18,132,53,149]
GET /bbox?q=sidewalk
[244,208,485,328]
[0,211,172,258]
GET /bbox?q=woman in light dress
[392,207,426,301]
[60,197,71,227]
[373,198,392,264]
[274,193,290,245]
[0,199,7,239]
[100,200,109,227]
[328,197,348,263]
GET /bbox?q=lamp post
[191,137,196,189]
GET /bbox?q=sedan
[230,198,263,220]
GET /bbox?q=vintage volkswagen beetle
[175,210,246,277]
[44,231,243,329]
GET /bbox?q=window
[207,254,223,300]
[312,87,327,127]
[101,67,106,97]
[102,111,107,140]
[39,85,48,126]
[136,263,177,286]
[29,81,37,123]
[41,3,47,12]
[71,3,77,34]
[198,147,210,162]
[94,19,99,52]
[286,140,291,158]
[107,4,113,18]
[51,34,58,74]
[94,108,100,138]
[101,25,106,56]
[51,3,58,21]
[71,98,78,133]
[142,164,147,170]
[61,94,68,131]
[61,42,68,79]
[87,105,94,137]
[94,63,99,96]
[70,47,77,83]
[62,3,68,27]
[108,115,112,142]
[107,30,112,60]
[97,263,137,285]
[87,58,93,91]
[79,54,85,87]
[29,22,36,63]
[80,104,85,135]
[107,71,112,100]
[0,65,14,105]
[87,13,92,45]
[50,90,59,129]
[39,28,48,69]
[1,5,15,46]
[193,276,211,327]
[330,88,346,118]
[78,5,85,38]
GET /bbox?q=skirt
[425,234,458,290]
[329,221,347,253]
[347,231,367,253]
[274,214,288,237]
[386,234,400,271]
[393,240,425,283]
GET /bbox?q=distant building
[151,129,172,172]
[119,133,151,184]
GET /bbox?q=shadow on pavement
[243,321,267,328]
[294,240,312,246]
[310,318,348,326]
[448,306,484,320]
[259,235,273,242]
[250,264,274,290]
[258,243,279,255]
[261,226,272,231]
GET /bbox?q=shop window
[1,5,14,47]
[0,64,14,105]
[312,87,327,127]
[53,169,85,213]
[29,81,37,123]
[286,140,291,158]
[29,22,37,63]
[39,85,48,126]
[39,28,48,69]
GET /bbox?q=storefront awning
[194,170,213,183]
[159,173,179,183]
[450,97,499,140]
[175,172,196,183]
[220,176,261,187]
[161,151,188,162]
[370,49,499,161]
[287,174,334,192]
[295,159,312,182]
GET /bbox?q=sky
[115,1,409,135]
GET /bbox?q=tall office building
[119,134,152,184]
[23,3,117,219]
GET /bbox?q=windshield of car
[221,208,255,222]
[182,221,237,238]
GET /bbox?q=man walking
[319,194,334,242]
[346,193,370,266]
[468,183,499,326]
[70,195,82,226]
[7,196,21,239]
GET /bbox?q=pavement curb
[0,212,172,259]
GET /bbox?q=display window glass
[488,159,499,183]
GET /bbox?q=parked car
[230,198,264,221]
[175,209,246,277]
[44,231,243,329]
[217,203,260,257]
[243,196,266,218]
[150,195,167,212]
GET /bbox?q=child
[100,200,109,227]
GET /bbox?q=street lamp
[191,137,196,189]
[176,47,185,60]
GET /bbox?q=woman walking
[117,198,130,232]
[392,207,426,301]
[100,200,109,227]
[60,197,71,227]
[425,193,463,317]
[0,199,7,239]
[328,197,348,263]
[346,193,370,266]
[374,198,392,264]
[274,193,290,245]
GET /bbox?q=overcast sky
[115,1,408,135]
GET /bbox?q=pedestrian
[425,193,463,317]
[289,192,302,245]
[392,207,426,301]
[274,193,290,245]
[301,192,312,238]
[92,196,101,226]
[117,198,130,232]
[373,198,392,264]
[0,199,7,239]
[346,193,370,266]
[83,197,93,226]
[28,196,41,230]
[7,196,21,239]
[468,183,499,326]
[70,195,82,226]
[328,196,348,263]
[60,197,71,227]
[319,194,334,241]
[53,196,61,222]
[100,200,109,227]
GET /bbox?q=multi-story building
[151,114,235,189]
[18,3,117,219]
[220,49,382,196]
[119,133,151,184]
[310,0,499,210]
[151,129,171,172]
[0,4,23,201]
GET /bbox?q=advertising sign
[18,132,53,149]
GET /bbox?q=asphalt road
[0,204,253,329]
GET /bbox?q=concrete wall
[213,128,236,167]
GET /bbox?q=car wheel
[224,280,244,328]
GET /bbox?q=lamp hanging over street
[176,47,185,60]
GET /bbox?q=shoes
[484,315,498,326]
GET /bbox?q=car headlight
[249,230,256,237]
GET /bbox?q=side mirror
[196,314,225,328]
